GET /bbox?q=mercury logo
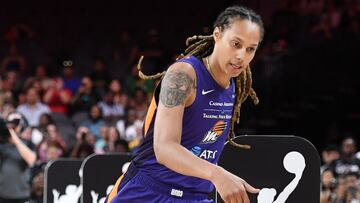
[201,121,227,144]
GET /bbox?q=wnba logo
[201,121,227,144]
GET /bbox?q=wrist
[208,165,223,184]
[11,134,21,145]
[9,129,19,142]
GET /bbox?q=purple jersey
[132,56,235,194]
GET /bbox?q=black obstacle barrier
[44,159,83,203]
[80,153,132,203]
[215,135,320,203]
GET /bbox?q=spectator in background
[29,172,44,203]
[43,77,72,114]
[36,124,66,161]
[1,71,22,104]
[0,101,15,119]
[128,87,150,120]
[30,113,54,147]
[0,44,27,75]
[37,113,53,132]
[94,126,109,154]
[116,108,143,151]
[0,113,36,203]
[319,168,360,203]
[28,64,52,91]
[37,137,65,161]
[20,126,36,145]
[16,90,27,107]
[0,78,13,112]
[23,78,45,99]
[320,168,338,203]
[328,137,360,177]
[109,79,128,108]
[30,139,64,203]
[97,91,125,124]
[102,127,127,153]
[342,173,360,202]
[71,76,100,114]
[102,126,119,153]
[321,144,341,173]
[89,57,111,96]
[36,138,65,163]
[16,88,50,127]
[70,126,95,159]
[80,105,105,141]
[125,64,155,97]
[62,61,81,95]
[45,124,66,150]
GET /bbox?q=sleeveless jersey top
[132,55,235,194]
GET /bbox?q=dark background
[1,0,359,152]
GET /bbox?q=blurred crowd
[0,0,360,202]
[0,28,158,202]
[320,137,360,203]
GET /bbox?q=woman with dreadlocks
[106,5,264,203]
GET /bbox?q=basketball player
[107,5,264,203]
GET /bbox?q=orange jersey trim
[143,96,157,136]
[106,174,124,203]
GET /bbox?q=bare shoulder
[159,61,197,108]
[167,61,196,80]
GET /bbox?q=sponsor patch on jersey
[190,146,202,156]
[200,120,227,144]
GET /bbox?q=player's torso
[133,56,235,193]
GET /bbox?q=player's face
[213,19,261,78]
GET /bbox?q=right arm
[153,62,259,203]
[9,128,36,166]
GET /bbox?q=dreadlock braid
[228,67,259,149]
[184,35,214,58]
[185,35,213,46]
[246,67,259,105]
[242,66,252,103]
[249,88,259,105]
[239,70,247,105]
[137,56,166,80]
[137,5,263,149]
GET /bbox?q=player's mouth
[230,63,242,70]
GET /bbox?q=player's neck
[205,55,230,89]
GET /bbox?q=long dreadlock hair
[137,6,264,149]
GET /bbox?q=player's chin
[228,66,245,77]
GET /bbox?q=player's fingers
[243,180,260,194]
[240,186,250,203]
[223,193,240,203]
[238,196,244,203]
[230,196,241,203]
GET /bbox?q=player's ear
[213,27,221,42]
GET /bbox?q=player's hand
[211,166,259,203]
